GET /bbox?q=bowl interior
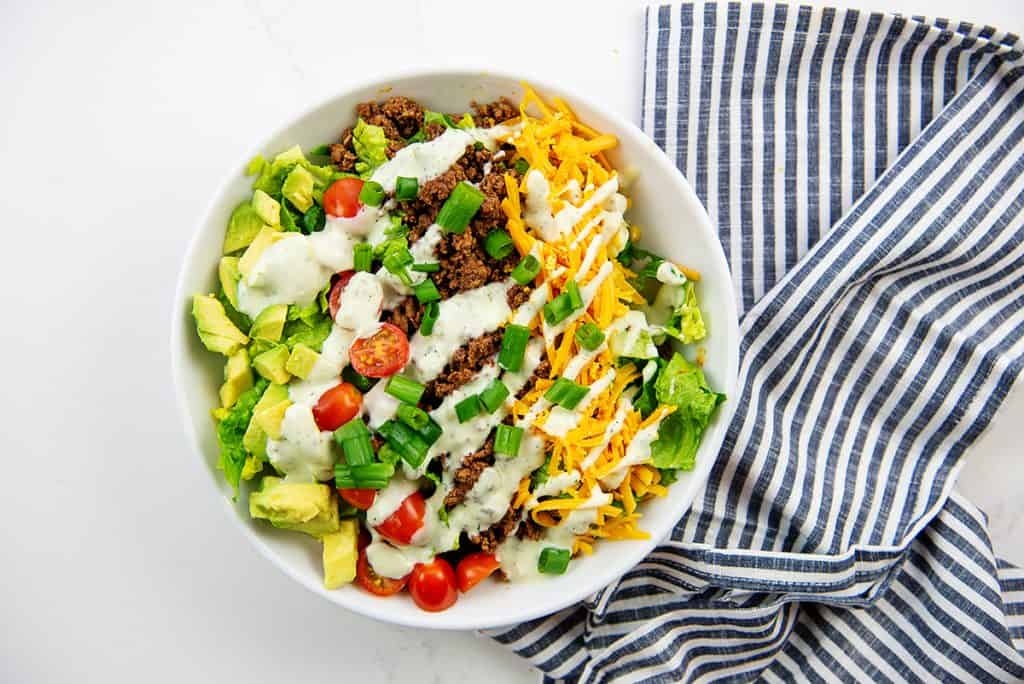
[172,71,739,630]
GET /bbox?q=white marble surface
[1,1,1021,682]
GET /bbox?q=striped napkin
[488,4,1024,681]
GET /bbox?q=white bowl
[171,69,739,630]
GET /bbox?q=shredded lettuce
[633,358,666,419]
[352,118,388,178]
[663,282,707,344]
[650,353,725,470]
[282,316,332,352]
[216,378,269,498]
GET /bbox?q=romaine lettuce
[663,282,707,344]
[650,353,725,470]
[216,378,269,498]
[352,118,388,178]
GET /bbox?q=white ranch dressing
[366,532,434,579]
[540,367,617,438]
[266,404,335,482]
[656,261,688,286]
[334,271,383,334]
[599,411,670,489]
[369,125,517,193]
[581,392,636,471]
[524,471,581,511]
[406,280,513,382]
[576,199,628,281]
[510,283,549,326]
[523,171,621,243]
[520,340,606,427]
[285,325,357,405]
[361,380,400,429]
[366,473,421,527]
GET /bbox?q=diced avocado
[252,344,292,384]
[219,349,253,408]
[245,155,266,177]
[252,189,281,226]
[322,519,358,589]
[218,257,242,309]
[252,398,291,440]
[211,407,231,422]
[238,226,287,278]
[285,343,320,379]
[192,294,249,355]
[241,383,290,471]
[249,477,340,537]
[282,165,315,213]
[273,145,307,167]
[250,304,288,342]
[223,202,268,255]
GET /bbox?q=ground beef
[473,504,521,552]
[423,122,446,141]
[422,331,504,405]
[471,98,518,127]
[516,358,552,400]
[444,434,495,508]
[380,96,424,138]
[517,517,545,541]
[507,284,530,309]
[380,297,423,338]
[329,127,358,172]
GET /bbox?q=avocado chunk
[282,165,315,213]
[238,226,287,278]
[249,304,288,342]
[252,189,281,226]
[322,518,358,589]
[218,257,242,308]
[241,383,290,478]
[223,202,268,255]
[249,477,340,537]
[273,144,306,167]
[219,349,254,408]
[286,343,320,379]
[252,344,292,384]
[192,294,249,355]
[252,397,291,440]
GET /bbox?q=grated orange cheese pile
[500,85,687,553]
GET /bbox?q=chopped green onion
[537,547,571,574]
[373,236,407,259]
[514,158,530,175]
[479,379,510,413]
[395,176,419,201]
[454,395,484,423]
[334,463,356,489]
[342,365,375,392]
[377,420,430,467]
[397,403,431,432]
[353,243,373,272]
[413,278,441,304]
[436,182,485,234]
[494,424,523,457]
[384,218,408,238]
[333,419,373,466]
[420,417,443,445]
[498,324,531,372]
[511,255,541,284]
[386,375,425,405]
[544,377,590,410]
[350,462,395,489]
[543,293,576,326]
[575,322,605,351]
[377,444,402,465]
[485,230,515,260]
[420,301,439,336]
[411,262,440,273]
[565,280,583,309]
[383,246,413,285]
[358,180,385,207]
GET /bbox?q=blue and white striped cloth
[488,4,1024,681]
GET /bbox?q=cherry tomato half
[456,552,501,593]
[349,323,410,378]
[376,491,426,545]
[311,383,362,432]
[323,177,364,218]
[327,270,355,320]
[339,488,376,510]
[409,558,458,612]
[356,546,408,597]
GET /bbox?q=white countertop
[1,1,1020,682]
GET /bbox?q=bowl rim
[170,66,740,630]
